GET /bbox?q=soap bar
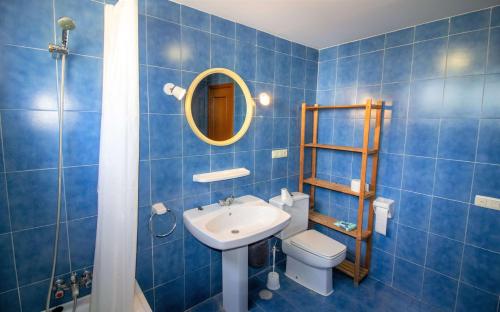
[334,220,357,231]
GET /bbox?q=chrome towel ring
[148,203,177,238]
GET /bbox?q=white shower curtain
[91,0,139,311]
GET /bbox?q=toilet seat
[282,229,347,269]
[290,230,346,260]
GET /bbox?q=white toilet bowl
[269,192,347,296]
[282,229,346,295]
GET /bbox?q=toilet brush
[266,242,280,290]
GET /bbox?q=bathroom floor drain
[231,229,239,234]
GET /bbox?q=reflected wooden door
[208,83,234,141]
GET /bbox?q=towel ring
[148,208,177,238]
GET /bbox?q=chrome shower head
[57,17,76,31]
[57,17,75,50]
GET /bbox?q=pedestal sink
[183,195,291,312]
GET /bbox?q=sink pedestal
[222,245,248,312]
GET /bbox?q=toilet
[269,192,346,296]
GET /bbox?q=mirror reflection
[191,73,246,141]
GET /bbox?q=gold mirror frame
[184,68,256,146]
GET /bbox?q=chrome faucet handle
[219,195,235,206]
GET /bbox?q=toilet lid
[291,230,346,259]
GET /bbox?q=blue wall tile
[0,234,17,292]
[442,75,484,118]
[412,37,447,80]
[211,15,235,38]
[472,164,500,199]
[181,5,210,31]
[0,0,53,49]
[147,17,181,69]
[393,258,424,298]
[291,57,306,88]
[319,47,337,61]
[360,35,385,53]
[7,170,58,231]
[483,74,500,117]
[415,19,449,41]
[146,0,180,23]
[339,41,359,57]
[386,28,414,48]
[446,30,488,76]
[2,111,58,171]
[291,43,306,58]
[434,160,473,202]
[13,225,70,286]
[456,282,498,312]
[399,191,431,230]
[337,56,359,87]
[430,198,467,241]
[358,51,383,86]
[155,276,184,312]
[256,47,275,83]
[149,67,182,114]
[408,79,444,118]
[182,27,210,72]
[425,234,463,278]
[421,269,458,310]
[383,45,412,83]
[185,266,211,308]
[402,156,435,194]
[396,225,427,264]
[276,38,291,54]
[274,53,291,86]
[477,119,500,164]
[405,119,439,157]
[68,216,96,269]
[450,9,490,34]
[63,112,101,166]
[211,35,235,69]
[466,205,500,252]
[257,31,275,50]
[236,24,256,45]
[438,119,478,161]
[0,289,20,312]
[488,28,500,74]
[461,245,500,294]
[0,46,56,110]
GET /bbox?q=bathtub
[49,281,152,312]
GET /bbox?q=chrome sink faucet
[219,195,235,206]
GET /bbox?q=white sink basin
[183,195,291,250]
[183,195,290,312]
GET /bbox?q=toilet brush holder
[267,243,280,290]
[267,271,280,290]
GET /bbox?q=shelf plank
[336,260,369,281]
[303,143,378,154]
[303,177,374,198]
[306,104,383,110]
[309,211,371,240]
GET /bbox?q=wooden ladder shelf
[298,99,383,285]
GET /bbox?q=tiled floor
[188,264,444,312]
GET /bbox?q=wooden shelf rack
[298,99,383,285]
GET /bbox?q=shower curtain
[91,0,139,311]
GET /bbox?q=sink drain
[231,229,239,234]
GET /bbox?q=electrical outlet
[272,149,288,158]
[474,195,500,211]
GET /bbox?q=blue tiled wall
[0,1,317,312]
[136,2,317,310]
[316,7,500,311]
[0,0,106,311]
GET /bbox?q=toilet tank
[269,192,310,240]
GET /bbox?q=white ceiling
[173,0,500,49]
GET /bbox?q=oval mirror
[185,68,255,146]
